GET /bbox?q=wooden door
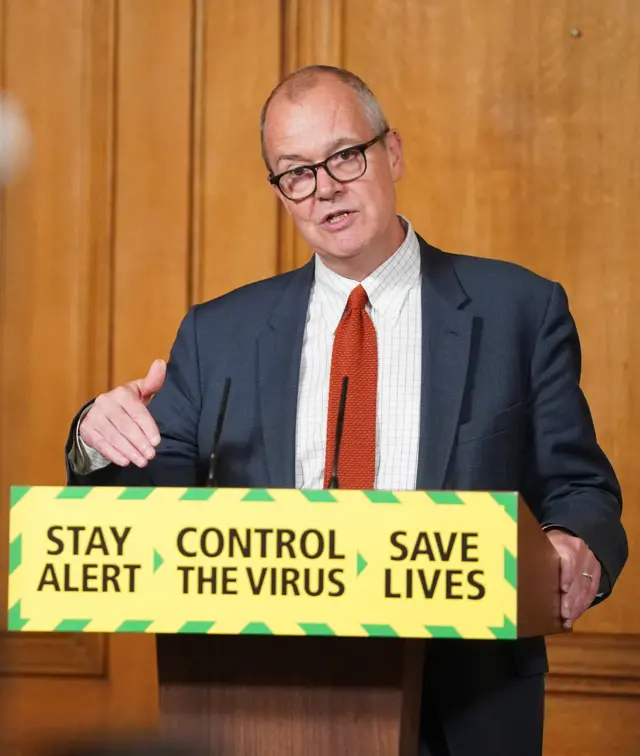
[0,0,280,752]
[330,1,640,753]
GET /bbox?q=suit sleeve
[65,306,203,488]
[523,282,628,599]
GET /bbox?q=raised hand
[78,359,166,468]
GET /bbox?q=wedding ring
[582,571,593,581]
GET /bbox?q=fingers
[558,547,574,594]
[547,532,587,630]
[81,415,150,468]
[81,431,132,468]
[117,388,161,446]
[570,560,601,621]
[559,553,600,629]
[563,582,593,630]
[102,405,157,462]
[79,386,161,468]
[561,587,582,630]
[547,531,574,593]
[561,557,582,622]
[571,586,595,624]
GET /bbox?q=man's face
[263,77,404,272]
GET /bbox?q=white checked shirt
[72,220,424,489]
[296,219,422,490]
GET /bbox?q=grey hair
[260,65,390,172]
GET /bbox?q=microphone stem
[206,377,231,487]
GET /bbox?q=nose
[315,165,343,200]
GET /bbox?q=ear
[385,129,404,182]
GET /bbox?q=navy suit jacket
[67,236,627,755]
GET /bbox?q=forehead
[264,78,374,164]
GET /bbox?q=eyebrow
[275,136,364,169]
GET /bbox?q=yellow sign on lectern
[8,486,519,640]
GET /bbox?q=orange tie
[323,285,378,489]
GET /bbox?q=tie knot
[347,284,369,311]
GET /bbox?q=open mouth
[322,210,355,226]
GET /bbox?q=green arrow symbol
[153,549,164,573]
[8,601,28,630]
[357,551,368,576]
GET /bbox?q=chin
[323,232,373,259]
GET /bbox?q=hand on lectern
[546,529,602,630]
[78,359,166,468]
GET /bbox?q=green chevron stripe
[180,488,216,501]
[56,487,93,499]
[55,619,91,632]
[178,621,215,633]
[357,551,368,576]
[364,491,400,503]
[118,487,154,500]
[241,622,273,635]
[491,493,518,522]
[9,534,22,574]
[425,625,463,639]
[362,624,398,637]
[298,623,335,636]
[489,616,517,640]
[116,620,153,633]
[428,491,464,505]
[8,601,28,630]
[504,548,517,589]
[153,549,164,573]
[302,490,337,502]
[10,486,31,508]
[242,489,274,502]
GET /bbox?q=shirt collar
[313,216,421,333]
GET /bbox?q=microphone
[327,376,348,489]
[206,378,231,487]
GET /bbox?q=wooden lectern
[154,496,561,756]
[7,486,562,756]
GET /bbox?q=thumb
[138,359,166,400]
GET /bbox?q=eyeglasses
[269,128,390,201]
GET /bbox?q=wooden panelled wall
[0,1,638,754]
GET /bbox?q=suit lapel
[256,238,473,490]
[416,239,474,490]
[257,259,314,487]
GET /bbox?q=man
[66,65,627,756]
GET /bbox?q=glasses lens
[327,149,366,181]
[280,167,316,200]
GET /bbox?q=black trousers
[419,639,545,756]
